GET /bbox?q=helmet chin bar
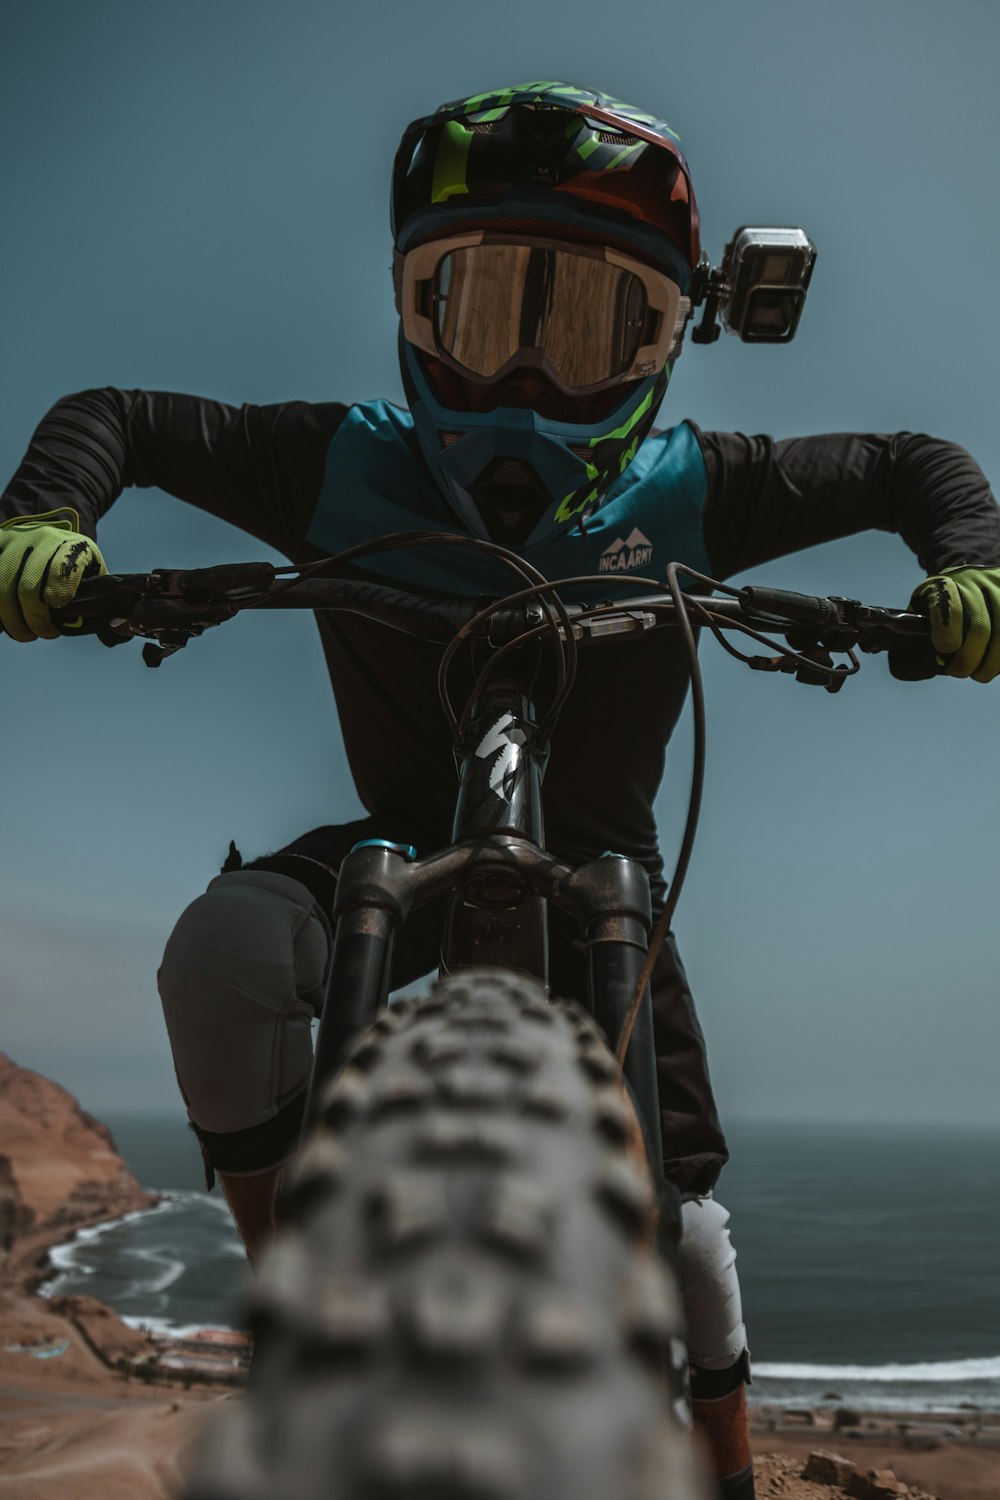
[468,456,552,545]
[399,333,668,551]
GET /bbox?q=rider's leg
[640,928,755,1498]
[158,863,334,1258]
[216,1164,284,1263]
[548,909,753,1498]
[158,822,446,1261]
[680,1195,754,1499]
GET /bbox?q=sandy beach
[2,1051,999,1499]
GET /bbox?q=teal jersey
[306,400,712,596]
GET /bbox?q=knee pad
[158,869,331,1138]
[679,1195,749,1373]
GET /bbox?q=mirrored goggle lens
[433,244,650,388]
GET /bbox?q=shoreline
[31,1195,172,1294]
[43,1200,1000,1416]
[4,1220,1000,1498]
[33,1188,251,1344]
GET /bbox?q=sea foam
[754,1356,1000,1382]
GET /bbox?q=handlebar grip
[887,639,944,680]
[52,611,102,636]
[882,595,944,679]
[737,585,840,627]
[51,574,137,644]
[50,609,131,647]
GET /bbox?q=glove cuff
[1,507,81,534]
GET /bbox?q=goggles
[400,231,684,396]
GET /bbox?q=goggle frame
[400,230,686,397]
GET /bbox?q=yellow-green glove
[910,565,1000,682]
[0,509,107,642]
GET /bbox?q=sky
[2,0,999,1128]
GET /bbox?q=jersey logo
[598,527,654,573]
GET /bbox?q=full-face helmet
[391,81,700,547]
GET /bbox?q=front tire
[185,970,704,1500]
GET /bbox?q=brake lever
[131,601,242,668]
[142,638,189,669]
[745,644,850,692]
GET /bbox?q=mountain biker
[3,81,1000,1500]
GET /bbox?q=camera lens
[744,288,803,341]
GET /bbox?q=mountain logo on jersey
[598,528,654,573]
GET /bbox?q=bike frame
[60,559,929,1211]
[305,663,665,1184]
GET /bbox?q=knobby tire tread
[184,970,704,1500]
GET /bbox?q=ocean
[41,1115,1000,1415]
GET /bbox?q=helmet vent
[469,457,551,543]
[440,432,462,447]
[597,129,640,146]
[569,444,594,462]
[480,457,537,488]
[468,120,499,134]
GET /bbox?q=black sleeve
[695,426,1000,580]
[0,388,349,557]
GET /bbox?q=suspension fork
[570,853,665,1186]
[305,840,414,1130]
[304,684,665,1193]
[308,867,664,1191]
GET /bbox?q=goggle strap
[669,297,692,363]
[392,250,405,314]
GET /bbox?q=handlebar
[60,563,930,665]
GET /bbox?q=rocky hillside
[0,1052,156,1262]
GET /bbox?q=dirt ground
[3,1283,1000,1499]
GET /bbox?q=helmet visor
[401,232,683,395]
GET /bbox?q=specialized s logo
[475,712,523,801]
[598,528,653,573]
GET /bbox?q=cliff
[0,1050,156,1268]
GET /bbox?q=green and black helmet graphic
[392,80,699,278]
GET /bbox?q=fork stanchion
[303,842,415,1131]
